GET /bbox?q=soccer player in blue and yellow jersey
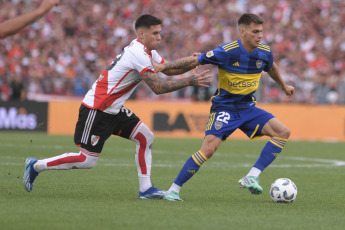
[153,13,295,201]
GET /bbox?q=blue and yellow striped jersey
[198,39,273,112]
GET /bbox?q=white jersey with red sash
[82,39,164,114]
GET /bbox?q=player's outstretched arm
[0,0,61,39]
[158,53,201,76]
[153,56,200,73]
[142,67,211,95]
[267,62,295,97]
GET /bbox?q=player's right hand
[283,85,295,97]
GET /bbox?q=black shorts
[74,104,140,153]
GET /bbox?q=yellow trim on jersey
[258,44,270,52]
[210,89,220,100]
[223,42,239,51]
[259,44,269,48]
[218,69,261,95]
[222,41,238,49]
[224,45,239,51]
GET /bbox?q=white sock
[246,167,262,178]
[139,175,152,192]
[168,183,181,193]
[33,149,99,172]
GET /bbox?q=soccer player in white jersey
[23,14,211,199]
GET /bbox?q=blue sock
[174,151,208,187]
[253,137,287,171]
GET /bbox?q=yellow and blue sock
[253,137,287,171]
[173,151,208,187]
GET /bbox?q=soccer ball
[269,178,297,203]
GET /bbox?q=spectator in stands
[0,0,61,39]
[0,0,344,104]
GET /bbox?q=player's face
[140,25,162,51]
[241,22,263,50]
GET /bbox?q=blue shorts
[205,106,274,140]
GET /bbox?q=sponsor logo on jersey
[215,121,223,130]
[91,135,100,146]
[256,60,263,69]
[228,80,259,88]
[233,62,240,66]
[206,50,214,58]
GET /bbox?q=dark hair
[238,13,264,26]
[135,14,162,30]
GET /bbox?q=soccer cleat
[163,190,183,201]
[23,158,39,192]
[138,186,166,200]
[238,176,263,195]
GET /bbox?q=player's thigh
[112,106,141,139]
[239,107,275,139]
[205,110,239,141]
[261,117,291,138]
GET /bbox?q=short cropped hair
[135,14,162,30]
[238,13,264,27]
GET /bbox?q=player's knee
[278,127,291,139]
[79,150,99,169]
[132,123,154,146]
[202,144,218,159]
[142,123,154,142]
[146,129,154,145]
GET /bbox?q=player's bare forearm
[162,67,195,76]
[268,63,285,89]
[154,56,200,72]
[268,62,295,96]
[142,71,192,94]
[142,68,211,95]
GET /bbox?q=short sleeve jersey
[198,39,273,112]
[82,39,164,114]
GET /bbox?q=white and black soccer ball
[269,178,297,203]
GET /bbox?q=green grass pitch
[1,132,345,230]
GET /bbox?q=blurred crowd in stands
[1,0,345,104]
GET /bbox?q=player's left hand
[151,59,165,73]
[188,67,212,87]
[282,85,295,97]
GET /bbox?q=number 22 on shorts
[216,111,230,124]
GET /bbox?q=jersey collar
[238,39,258,55]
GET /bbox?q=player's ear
[137,28,145,39]
[239,26,246,37]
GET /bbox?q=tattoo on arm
[142,71,190,95]
[163,57,199,70]
[188,75,198,85]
